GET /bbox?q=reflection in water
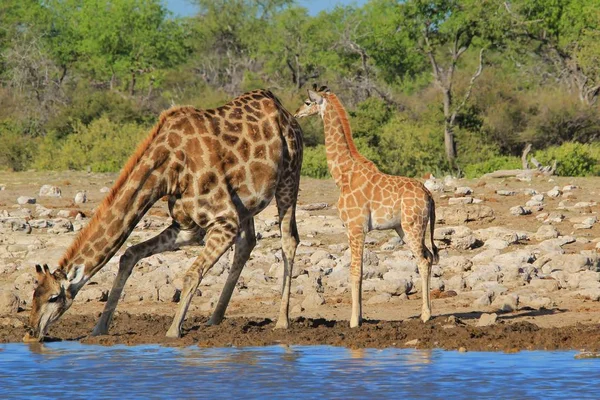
[1,344,600,399]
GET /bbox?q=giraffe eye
[48,294,60,303]
[305,101,311,106]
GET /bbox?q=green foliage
[301,145,329,178]
[534,142,600,177]
[0,121,36,171]
[35,117,147,172]
[462,156,521,178]
[376,115,448,177]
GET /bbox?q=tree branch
[452,48,485,121]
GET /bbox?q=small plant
[534,142,600,177]
[301,145,329,178]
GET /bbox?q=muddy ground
[1,171,600,351]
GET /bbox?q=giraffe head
[24,264,85,342]
[294,85,331,119]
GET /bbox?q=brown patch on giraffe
[249,161,274,192]
[224,120,242,133]
[237,138,252,162]
[198,172,219,195]
[222,150,238,170]
[226,167,247,187]
[208,117,222,135]
[262,121,274,140]
[167,132,182,149]
[222,134,239,146]
[253,144,266,159]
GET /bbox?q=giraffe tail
[428,197,440,265]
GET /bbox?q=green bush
[301,145,329,178]
[0,121,36,171]
[534,142,600,177]
[35,117,148,172]
[462,156,521,178]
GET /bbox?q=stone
[484,238,509,250]
[473,292,492,307]
[491,294,519,312]
[436,205,494,225]
[528,278,560,292]
[301,292,325,309]
[496,190,516,196]
[309,250,331,265]
[366,293,392,305]
[477,313,498,326]
[534,225,559,241]
[518,295,553,309]
[0,290,20,314]
[510,206,531,216]
[74,191,87,204]
[536,236,576,252]
[17,196,35,205]
[39,185,62,197]
[471,249,501,264]
[547,186,562,198]
[577,288,600,301]
[374,279,413,296]
[525,199,543,208]
[573,201,597,209]
[455,187,473,196]
[424,179,444,193]
[493,250,535,267]
[100,186,111,193]
[448,197,473,205]
[543,212,565,224]
[48,218,74,234]
[445,275,466,292]
[562,185,577,191]
[439,256,473,273]
[300,203,328,211]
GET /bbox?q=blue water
[1,343,599,399]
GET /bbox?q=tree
[506,0,600,105]
[395,0,506,171]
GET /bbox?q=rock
[543,212,565,224]
[496,190,516,196]
[577,288,600,301]
[405,338,419,346]
[448,197,473,205]
[573,201,597,209]
[477,313,498,326]
[301,292,325,309]
[445,275,466,292]
[562,185,577,191]
[300,203,328,211]
[484,238,509,250]
[474,292,492,307]
[309,250,331,265]
[436,205,494,225]
[424,179,444,193]
[373,278,413,296]
[465,265,501,289]
[39,185,61,197]
[0,291,20,314]
[525,199,543,207]
[491,294,519,312]
[48,218,74,234]
[534,225,559,241]
[518,295,553,309]
[493,250,535,266]
[366,293,392,305]
[529,278,560,292]
[77,287,108,303]
[536,236,576,252]
[510,205,531,216]
[455,187,473,196]
[17,196,36,205]
[74,191,87,204]
[547,186,562,198]
[471,249,501,264]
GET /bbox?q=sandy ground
[1,171,600,351]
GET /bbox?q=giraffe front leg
[274,202,299,330]
[418,257,432,322]
[348,226,365,328]
[92,224,198,336]
[167,221,237,338]
[207,218,256,326]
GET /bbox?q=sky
[164,0,368,17]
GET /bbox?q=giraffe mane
[58,106,186,269]
[325,93,373,166]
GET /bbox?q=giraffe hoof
[91,326,108,337]
[274,320,289,330]
[205,317,222,326]
[421,313,432,323]
[165,328,182,339]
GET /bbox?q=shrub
[0,121,36,171]
[462,156,521,178]
[35,117,148,172]
[534,142,600,177]
[301,145,329,178]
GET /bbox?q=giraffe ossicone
[25,89,303,342]
[295,86,439,327]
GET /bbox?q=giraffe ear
[308,90,323,105]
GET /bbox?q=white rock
[510,206,531,216]
[39,185,61,197]
[562,185,578,191]
[100,186,111,193]
[547,186,562,198]
[477,313,498,326]
[16,196,35,205]
[484,238,509,250]
[496,190,516,196]
[301,292,325,309]
[455,187,473,196]
[491,294,519,312]
[424,179,444,193]
[534,225,559,241]
[0,291,20,314]
[366,293,392,305]
[448,197,473,205]
[74,191,87,204]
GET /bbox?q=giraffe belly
[369,209,400,231]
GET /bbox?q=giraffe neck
[58,115,174,287]
[322,94,371,187]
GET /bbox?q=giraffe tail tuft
[429,197,439,265]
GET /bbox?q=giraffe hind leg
[207,218,256,326]
[274,198,299,330]
[402,219,432,322]
[91,223,202,336]
[166,219,238,338]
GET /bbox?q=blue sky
[164,0,367,17]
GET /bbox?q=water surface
[1,343,599,399]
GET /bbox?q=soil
[1,171,600,352]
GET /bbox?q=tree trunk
[444,122,457,170]
[130,70,136,97]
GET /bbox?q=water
[1,343,599,399]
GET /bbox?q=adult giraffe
[25,89,303,341]
[294,86,438,327]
